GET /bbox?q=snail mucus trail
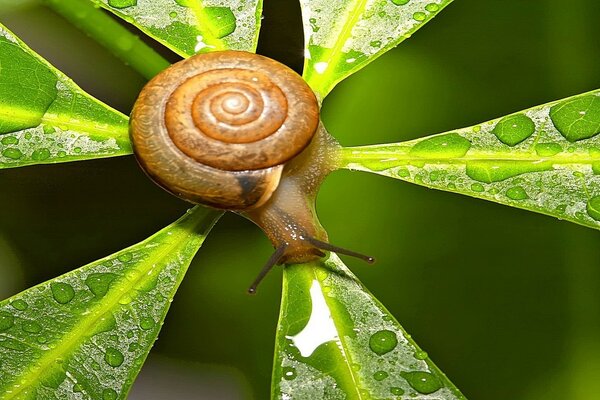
[130,50,374,293]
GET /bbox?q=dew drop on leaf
[534,142,562,157]
[586,196,600,221]
[2,148,23,160]
[139,317,155,330]
[22,320,42,334]
[10,299,28,311]
[205,7,237,38]
[410,133,471,159]
[0,311,14,331]
[506,186,528,200]
[413,12,427,21]
[550,95,600,142]
[105,348,125,367]
[31,148,51,161]
[373,370,389,381]
[414,350,428,360]
[85,273,116,297]
[401,371,442,394]
[466,160,552,183]
[283,366,297,380]
[471,183,485,192]
[425,3,440,12]
[390,386,405,395]
[102,388,118,400]
[108,0,137,9]
[93,312,117,335]
[492,114,535,146]
[51,282,75,304]
[1,136,18,145]
[391,0,410,5]
[369,330,398,355]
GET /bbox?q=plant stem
[42,0,171,80]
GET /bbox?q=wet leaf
[93,0,264,57]
[0,207,222,399]
[341,89,600,230]
[273,255,464,399]
[0,24,131,169]
[300,0,454,99]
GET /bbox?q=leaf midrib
[312,267,365,400]
[343,149,600,165]
[0,105,128,140]
[2,226,199,399]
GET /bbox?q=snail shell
[130,50,320,210]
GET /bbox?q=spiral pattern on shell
[130,51,320,210]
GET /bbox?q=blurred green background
[1,0,600,399]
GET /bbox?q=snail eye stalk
[248,238,375,294]
[248,244,288,294]
[305,236,375,264]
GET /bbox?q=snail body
[130,50,371,291]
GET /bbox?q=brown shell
[130,50,320,210]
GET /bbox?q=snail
[130,50,373,293]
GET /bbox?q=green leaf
[300,0,454,99]
[0,24,131,169]
[93,0,264,57]
[43,0,171,80]
[273,255,464,399]
[0,206,222,399]
[340,89,600,230]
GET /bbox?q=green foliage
[1,0,600,398]
[273,256,464,399]
[0,207,221,400]
[299,0,454,98]
[341,89,600,230]
[93,0,264,56]
[0,23,131,169]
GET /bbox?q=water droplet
[2,148,22,160]
[86,273,116,297]
[587,196,600,221]
[108,0,136,8]
[413,12,427,22]
[414,350,428,360]
[118,253,133,263]
[373,370,389,381]
[37,335,48,344]
[410,133,471,159]
[51,282,75,304]
[140,317,155,330]
[534,142,562,157]
[105,348,124,367]
[31,148,51,161]
[390,386,405,395]
[102,388,118,400]
[283,366,297,380]
[169,11,177,18]
[401,371,442,394]
[471,183,485,192]
[0,312,14,331]
[550,95,600,142]
[94,312,117,335]
[22,320,42,334]
[42,125,56,134]
[11,300,28,311]
[370,40,382,48]
[72,383,83,393]
[425,3,440,12]
[118,294,133,305]
[204,7,236,38]
[128,342,141,352]
[1,136,18,145]
[369,330,398,355]
[466,160,552,183]
[506,186,528,200]
[492,114,535,146]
